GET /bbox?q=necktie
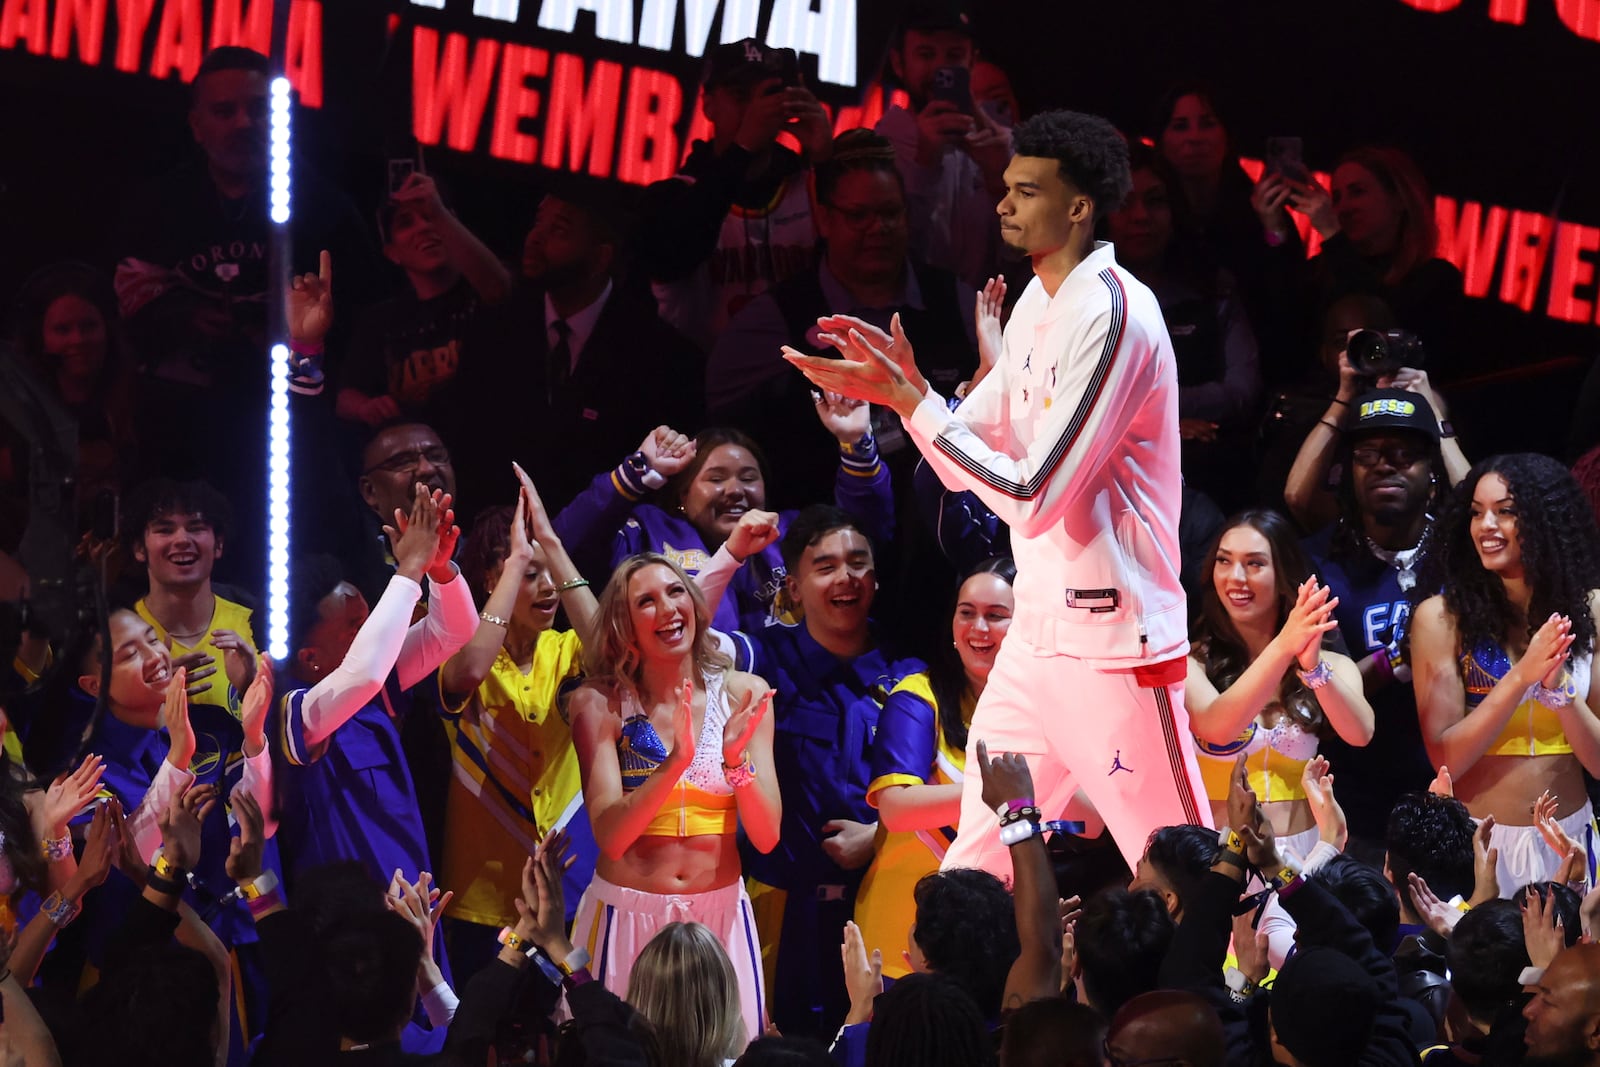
[548,319,572,405]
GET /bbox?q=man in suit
[450,192,703,513]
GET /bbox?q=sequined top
[616,672,739,837]
[1461,640,1592,757]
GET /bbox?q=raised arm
[391,173,511,305]
[981,742,1063,1009]
[440,503,532,702]
[787,308,1153,539]
[569,683,697,860]
[815,391,895,545]
[516,465,601,650]
[236,655,278,838]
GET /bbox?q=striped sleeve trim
[838,435,882,478]
[932,269,1127,500]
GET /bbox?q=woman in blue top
[554,402,895,634]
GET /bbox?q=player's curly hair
[1413,453,1600,660]
[1011,110,1133,219]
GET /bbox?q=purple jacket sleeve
[833,437,895,545]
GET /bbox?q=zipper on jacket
[1114,510,1150,655]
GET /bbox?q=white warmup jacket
[905,241,1188,668]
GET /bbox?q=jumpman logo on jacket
[1108,750,1133,775]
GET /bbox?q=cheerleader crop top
[617,673,738,838]
[1195,716,1321,803]
[1461,641,1591,757]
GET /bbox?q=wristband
[994,797,1036,820]
[41,832,72,863]
[1214,846,1248,871]
[239,870,280,901]
[556,578,590,593]
[1224,966,1257,1003]
[245,888,284,919]
[1297,659,1333,689]
[152,852,184,881]
[640,468,668,490]
[147,868,186,897]
[555,947,592,977]
[999,819,1041,847]
[1318,419,1342,434]
[41,890,80,928]
[497,928,537,957]
[288,338,325,356]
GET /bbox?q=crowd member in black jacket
[451,191,702,514]
[1160,753,1420,1067]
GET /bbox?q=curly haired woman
[1411,453,1600,895]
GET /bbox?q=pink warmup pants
[942,635,1212,879]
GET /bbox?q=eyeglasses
[364,446,452,476]
[824,203,906,231]
[1351,445,1426,468]
[1103,1042,1189,1067]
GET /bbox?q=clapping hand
[1516,614,1575,692]
[162,669,196,771]
[239,654,273,758]
[1407,872,1466,939]
[1300,755,1348,851]
[721,686,773,768]
[517,828,576,956]
[225,789,266,885]
[1523,886,1569,969]
[812,389,872,445]
[386,484,443,583]
[212,629,257,695]
[160,783,217,872]
[1277,577,1339,670]
[841,920,882,1026]
[974,275,1006,383]
[29,753,105,839]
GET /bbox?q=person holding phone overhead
[876,0,1012,287]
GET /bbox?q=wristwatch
[623,451,668,490]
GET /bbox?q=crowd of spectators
[2,2,1600,1065]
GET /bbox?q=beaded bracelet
[479,611,509,628]
[999,805,1042,828]
[41,832,72,863]
[722,755,757,788]
[1297,660,1333,689]
[1533,674,1578,709]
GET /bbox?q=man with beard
[451,191,701,512]
[1524,945,1600,1067]
[1302,387,1448,860]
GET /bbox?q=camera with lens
[1347,329,1425,377]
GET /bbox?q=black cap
[1348,387,1440,441]
[900,0,973,35]
[703,39,794,88]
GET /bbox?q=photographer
[1284,333,1470,535]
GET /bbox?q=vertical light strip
[267,76,292,660]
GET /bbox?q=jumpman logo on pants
[1108,750,1133,775]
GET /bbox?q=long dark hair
[1191,509,1325,731]
[663,428,770,512]
[928,558,1016,753]
[1413,454,1600,660]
